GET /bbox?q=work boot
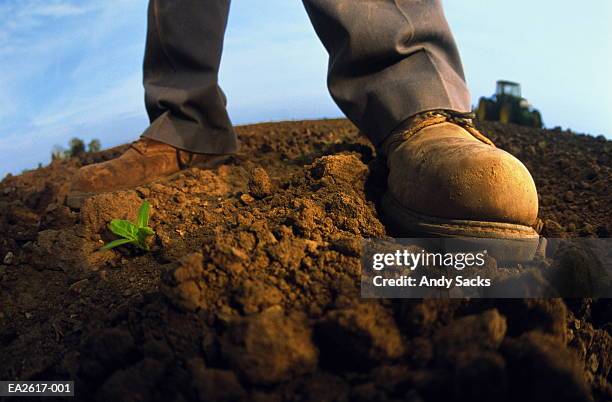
[380,110,539,243]
[67,138,231,208]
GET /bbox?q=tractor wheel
[532,110,543,128]
[477,98,491,121]
[499,104,513,124]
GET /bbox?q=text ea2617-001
[0,381,74,397]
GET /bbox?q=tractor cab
[496,80,522,99]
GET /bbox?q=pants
[141,0,470,154]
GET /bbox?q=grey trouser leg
[141,0,469,152]
[303,0,471,146]
[141,0,238,155]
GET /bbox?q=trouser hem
[354,50,472,147]
[141,112,238,155]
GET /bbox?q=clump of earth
[0,119,610,401]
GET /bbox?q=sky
[0,0,611,177]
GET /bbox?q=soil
[0,119,611,402]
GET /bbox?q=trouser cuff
[141,112,238,155]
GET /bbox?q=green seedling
[101,201,155,251]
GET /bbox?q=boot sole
[381,192,541,262]
[66,154,233,209]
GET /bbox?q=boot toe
[444,145,538,226]
[388,134,538,228]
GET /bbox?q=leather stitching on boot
[385,110,496,155]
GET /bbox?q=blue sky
[0,0,611,177]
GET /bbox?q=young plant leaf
[101,238,134,250]
[109,219,138,240]
[137,201,151,227]
[101,200,155,252]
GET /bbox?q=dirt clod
[502,332,592,402]
[434,309,507,363]
[220,308,318,385]
[248,167,273,199]
[80,190,143,234]
[188,358,246,402]
[316,302,405,370]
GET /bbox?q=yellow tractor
[476,80,543,128]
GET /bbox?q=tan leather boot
[67,138,231,208]
[381,111,539,242]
